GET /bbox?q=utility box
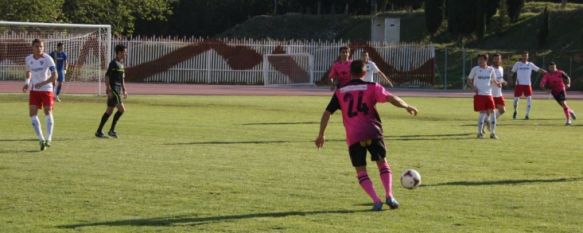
[371,16,400,43]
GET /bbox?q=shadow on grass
[165,140,295,145]
[166,133,475,145]
[385,133,473,141]
[58,209,367,228]
[242,121,320,126]
[423,177,583,187]
[0,149,40,154]
[0,138,38,142]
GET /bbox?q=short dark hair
[31,38,42,46]
[477,53,488,60]
[522,51,529,55]
[492,53,501,58]
[350,60,365,76]
[339,46,350,52]
[57,42,63,47]
[115,44,127,53]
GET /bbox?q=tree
[447,0,479,40]
[538,7,550,47]
[63,0,172,36]
[424,0,445,39]
[507,0,525,22]
[0,0,65,22]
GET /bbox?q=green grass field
[0,94,582,233]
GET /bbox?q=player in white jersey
[510,51,546,120]
[491,54,507,119]
[361,51,393,87]
[467,54,498,139]
[22,39,57,151]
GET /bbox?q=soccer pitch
[0,94,581,233]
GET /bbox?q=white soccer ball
[400,169,421,189]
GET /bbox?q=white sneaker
[55,96,61,102]
[565,120,573,126]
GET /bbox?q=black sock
[109,111,124,132]
[97,112,111,132]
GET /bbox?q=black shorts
[348,138,387,167]
[107,91,123,107]
[552,91,566,104]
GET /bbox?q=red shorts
[493,96,505,106]
[474,95,495,112]
[514,85,532,97]
[29,91,54,109]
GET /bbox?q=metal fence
[434,47,583,91]
[112,37,436,87]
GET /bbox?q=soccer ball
[400,169,421,189]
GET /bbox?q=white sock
[490,112,497,134]
[513,97,519,112]
[46,114,54,141]
[478,112,487,134]
[31,116,45,141]
[526,96,532,116]
[495,111,501,119]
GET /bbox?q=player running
[361,51,393,87]
[95,44,128,138]
[539,62,577,125]
[315,60,419,211]
[49,42,68,102]
[328,46,352,89]
[510,51,546,120]
[467,54,498,139]
[22,39,57,151]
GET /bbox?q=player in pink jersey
[540,62,576,125]
[22,39,58,151]
[315,60,418,211]
[328,46,352,89]
[467,54,498,139]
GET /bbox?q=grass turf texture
[0,94,582,233]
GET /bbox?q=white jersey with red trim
[491,66,504,97]
[25,53,56,92]
[511,61,540,86]
[468,66,496,96]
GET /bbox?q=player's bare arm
[314,111,331,149]
[105,75,112,98]
[122,79,128,98]
[562,71,572,88]
[22,71,31,92]
[379,71,393,87]
[387,96,418,116]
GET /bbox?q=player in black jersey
[95,44,128,138]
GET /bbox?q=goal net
[263,53,314,86]
[0,21,111,95]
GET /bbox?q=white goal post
[0,21,111,95]
[263,53,314,86]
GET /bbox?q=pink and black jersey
[540,70,567,94]
[328,60,352,87]
[326,79,393,145]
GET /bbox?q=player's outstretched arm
[378,71,393,87]
[315,111,332,149]
[387,96,418,116]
